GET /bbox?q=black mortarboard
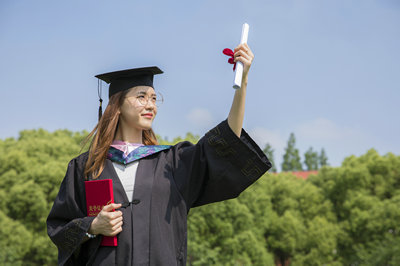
[95,66,163,121]
[96,66,163,98]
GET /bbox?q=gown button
[131,199,141,205]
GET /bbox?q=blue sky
[1,0,399,170]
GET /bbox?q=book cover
[85,179,117,246]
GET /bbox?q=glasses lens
[155,92,163,107]
[136,92,164,107]
[137,97,147,106]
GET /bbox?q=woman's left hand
[234,43,254,77]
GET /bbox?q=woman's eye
[137,95,145,99]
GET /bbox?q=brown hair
[82,89,158,180]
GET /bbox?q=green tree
[263,173,339,265]
[0,128,85,265]
[2,127,400,265]
[308,149,400,265]
[319,148,329,167]
[188,199,274,265]
[0,210,33,266]
[281,133,302,171]
[304,147,319,170]
[263,143,277,172]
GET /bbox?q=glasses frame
[126,91,164,107]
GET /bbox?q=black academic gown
[47,120,271,266]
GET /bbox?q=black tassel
[98,79,103,121]
[98,98,103,121]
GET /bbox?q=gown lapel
[98,160,133,265]
[96,152,161,265]
[100,157,155,265]
[131,157,154,265]
[101,159,130,204]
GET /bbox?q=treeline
[0,129,399,265]
[264,133,329,173]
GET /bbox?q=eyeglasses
[127,92,164,107]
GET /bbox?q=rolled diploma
[233,23,250,89]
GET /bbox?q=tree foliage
[282,133,302,171]
[263,143,277,172]
[0,129,86,265]
[304,147,319,171]
[0,129,399,265]
[308,149,400,265]
[319,148,329,167]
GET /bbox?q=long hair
[82,89,158,180]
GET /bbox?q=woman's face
[119,86,158,131]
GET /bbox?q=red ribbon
[223,48,236,71]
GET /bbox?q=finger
[234,44,248,53]
[110,216,123,226]
[234,51,252,61]
[243,45,253,57]
[237,51,254,61]
[102,212,116,221]
[101,210,121,221]
[108,223,122,236]
[111,221,123,231]
[243,43,251,52]
[234,48,252,57]
[235,52,251,61]
[247,48,254,58]
[110,225,123,236]
[234,57,251,66]
[103,203,122,212]
[110,210,123,219]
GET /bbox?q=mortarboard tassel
[98,98,103,121]
[98,79,103,121]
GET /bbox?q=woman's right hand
[88,203,123,236]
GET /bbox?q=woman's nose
[144,99,155,109]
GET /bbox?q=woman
[47,43,271,265]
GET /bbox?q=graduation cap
[95,66,163,121]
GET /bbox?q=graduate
[46,43,271,265]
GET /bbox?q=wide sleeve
[171,119,271,209]
[46,155,101,265]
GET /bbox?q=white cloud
[248,127,286,151]
[295,118,378,166]
[296,118,359,142]
[186,108,214,130]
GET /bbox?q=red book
[85,179,117,246]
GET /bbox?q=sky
[1,0,399,170]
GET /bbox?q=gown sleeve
[171,119,271,209]
[46,154,101,265]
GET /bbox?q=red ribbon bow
[223,48,236,71]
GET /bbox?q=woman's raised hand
[89,203,123,236]
[233,43,254,77]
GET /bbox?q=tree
[0,211,33,265]
[281,133,302,171]
[262,173,339,265]
[263,143,277,172]
[304,147,319,170]
[2,127,400,265]
[188,199,274,265]
[319,148,329,167]
[308,149,400,265]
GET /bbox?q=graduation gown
[47,120,271,266]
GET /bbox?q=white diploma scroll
[233,23,250,89]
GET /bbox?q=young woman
[47,43,271,265]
